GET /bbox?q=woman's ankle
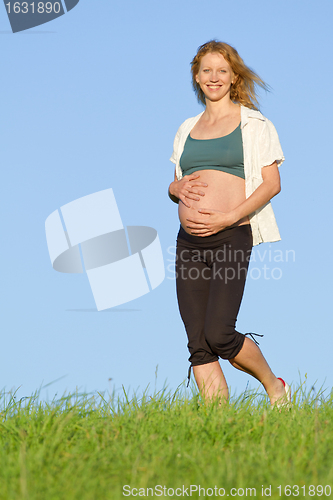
[266,377,285,405]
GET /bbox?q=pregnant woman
[169,40,290,407]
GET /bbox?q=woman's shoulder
[241,105,266,123]
[175,111,204,134]
[241,105,280,135]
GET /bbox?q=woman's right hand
[169,174,208,208]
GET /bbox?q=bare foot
[269,378,287,406]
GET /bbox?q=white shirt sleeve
[259,118,285,168]
[170,126,181,164]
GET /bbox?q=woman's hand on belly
[177,170,249,235]
[169,174,208,208]
[185,207,237,236]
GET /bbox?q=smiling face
[195,52,236,103]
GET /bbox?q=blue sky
[1,0,332,402]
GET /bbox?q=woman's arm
[186,162,281,236]
[226,161,281,224]
[169,170,208,208]
[168,170,180,204]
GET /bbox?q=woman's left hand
[186,208,235,236]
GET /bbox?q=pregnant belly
[178,169,250,235]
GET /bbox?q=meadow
[0,380,332,500]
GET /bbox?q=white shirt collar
[241,105,265,127]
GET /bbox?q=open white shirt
[170,105,285,246]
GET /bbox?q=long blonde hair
[191,40,268,110]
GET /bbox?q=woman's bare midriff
[178,169,250,235]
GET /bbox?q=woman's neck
[203,98,240,122]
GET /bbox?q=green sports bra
[180,123,245,180]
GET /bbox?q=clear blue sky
[1,0,332,402]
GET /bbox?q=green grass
[0,382,333,500]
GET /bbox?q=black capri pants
[176,224,253,372]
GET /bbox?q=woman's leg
[201,225,286,405]
[176,226,286,405]
[229,337,286,405]
[193,361,229,402]
[176,229,223,402]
